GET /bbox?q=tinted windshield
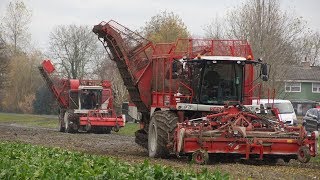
[266,102,294,114]
[80,89,102,109]
[199,61,243,105]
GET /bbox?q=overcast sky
[0,0,319,51]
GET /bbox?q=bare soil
[1,123,320,179]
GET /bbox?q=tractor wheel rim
[65,118,69,130]
[150,123,156,152]
[64,112,69,130]
[299,150,305,158]
[196,153,203,163]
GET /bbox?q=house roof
[289,99,317,103]
[282,65,320,82]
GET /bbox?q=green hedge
[0,141,229,179]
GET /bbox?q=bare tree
[93,49,128,111]
[1,51,43,113]
[0,38,9,109]
[1,0,32,53]
[0,0,39,112]
[0,45,8,80]
[49,25,98,79]
[298,31,320,66]
[204,0,306,96]
[227,0,305,63]
[203,15,227,39]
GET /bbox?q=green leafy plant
[0,141,229,179]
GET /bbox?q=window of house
[285,82,301,92]
[312,83,320,93]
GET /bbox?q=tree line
[0,0,319,114]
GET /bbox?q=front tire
[192,149,209,165]
[64,111,78,133]
[58,110,65,132]
[297,146,311,163]
[148,111,178,158]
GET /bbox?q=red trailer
[39,60,125,134]
[93,20,318,163]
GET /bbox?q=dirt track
[1,123,320,179]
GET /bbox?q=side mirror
[172,61,178,73]
[171,60,182,79]
[261,63,269,81]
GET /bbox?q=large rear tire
[148,111,178,158]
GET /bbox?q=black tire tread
[297,146,311,163]
[149,111,178,158]
[65,111,78,133]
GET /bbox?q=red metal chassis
[173,106,318,160]
[79,110,125,127]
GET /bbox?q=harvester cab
[79,86,102,110]
[78,85,110,108]
[175,56,265,106]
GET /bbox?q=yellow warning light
[247,55,252,60]
[197,53,201,59]
[287,140,293,143]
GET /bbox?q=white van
[253,99,297,126]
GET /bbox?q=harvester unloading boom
[38,60,68,109]
[93,21,153,115]
[93,20,318,164]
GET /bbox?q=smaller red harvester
[38,59,125,134]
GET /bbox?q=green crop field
[0,141,228,179]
